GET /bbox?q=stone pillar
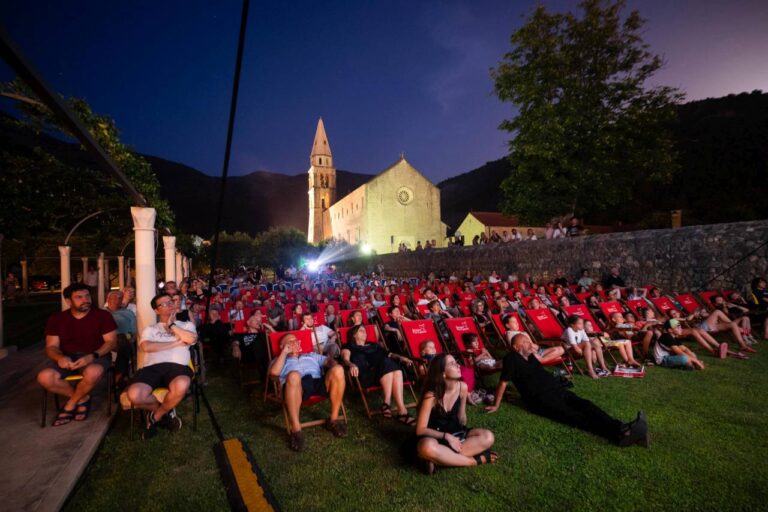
[132,207,157,368]
[58,246,71,311]
[97,252,105,307]
[117,255,125,289]
[81,257,88,284]
[104,258,110,292]
[162,236,176,284]
[20,259,28,297]
[175,251,183,283]
[126,258,132,287]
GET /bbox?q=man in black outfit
[486,333,649,447]
[602,265,626,289]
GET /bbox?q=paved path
[0,344,112,512]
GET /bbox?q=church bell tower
[307,117,336,243]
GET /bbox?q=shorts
[601,338,628,347]
[131,362,193,389]
[284,375,328,401]
[477,358,497,368]
[661,355,689,368]
[698,322,713,332]
[46,352,111,379]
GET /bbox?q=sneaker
[718,342,728,359]
[162,409,182,433]
[483,394,495,405]
[143,412,160,440]
[468,391,482,405]
[596,368,610,378]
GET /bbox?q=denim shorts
[661,354,689,368]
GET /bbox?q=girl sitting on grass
[415,353,497,475]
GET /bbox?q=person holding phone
[414,353,497,475]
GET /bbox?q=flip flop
[74,397,92,421]
[395,413,416,427]
[52,408,76,427]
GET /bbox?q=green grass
[65,341,768,512]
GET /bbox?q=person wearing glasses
[126,292,197,439]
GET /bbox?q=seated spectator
[562,315,610,379]
[417,288,446,309]
[607,287,622,302]
[502,314,563,364]
[269,333,347,451]
[300,312,340,358]
[510,228,522,241]
[415,354,497,475]
[525,228,537,241]
[602,314,642,367]
[626,287,647,300]
[122,285,138,314]
[38,283,117,426]
[105,290,137,385]
[264,299,284,330]
[443,296,462,318]
[486,333,648,447]
[750,277,768,311]
[231,310,273,372]
[655,320,705,369]
[427,300,453,341]
[726,291,768,341]
[287,303,304,331]
[342,325,415,425]
[200,308,231,363]
[229,299,246,322]
[347,310,364,327]
[666,310,730,359]
[495,296,516,315]
[470,299,492,331]
[700,298,755,353]
[552,221,566,239]
[324,303,341,330]
[463,333,501,371]
[577,269,594,288]
[553,270,568,287]
[127,293,197,438]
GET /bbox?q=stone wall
[345,220,768,292]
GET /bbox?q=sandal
[289,430,305,452]
[380,403,392,418]
[395,413,416,427]
[74,397,92,421]
[473,449,498,466]
[52,408,76,427]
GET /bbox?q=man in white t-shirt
[300,312,340,358]
[126,292,197,439]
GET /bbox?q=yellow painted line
[223,438,275,512]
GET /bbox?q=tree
[491,0,684,224]
[255,227,316,268]
[0,79,175,255]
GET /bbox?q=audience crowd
[38,262,768,474]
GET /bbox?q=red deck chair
[675,294,701,314]
[337,325,417,418]
[445,317,500,375]
[576,291,593,303]
[400,319,442,375]
[232,320,247,334]
[698,291,720,306]
[524,308,581,375]
[264,330,347,433]
[598,301,625,324]
[377,305,392,324]
[624,299,648,317]
[650,297,681,316]
[340,308,368,326]
[416,304,430,318]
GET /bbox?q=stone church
[307,118,446,254]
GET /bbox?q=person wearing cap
[655,320,705,369]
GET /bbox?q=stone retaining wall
[344,220,768,292]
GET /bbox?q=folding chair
[340,308,368,326]
[337,324,417,418]
[598,301,625,320]
[525,307,584,375]
[444,317,500,375]
[399,319,443,376]
[650,297,682,316]
[564,304,621,365]
[264,330,347,434]
[123,348,200,440]
[675,293,703,314]
[624,298,648,317]
[41,365,115,428]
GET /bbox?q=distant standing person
[84,265,99,298]
[37,283,117,426]
[4,271,18,301]
[566,216,583,237]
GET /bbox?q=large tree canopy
[492,0,683,224]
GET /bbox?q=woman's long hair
[347,323,366,345]
[420,353,449,411]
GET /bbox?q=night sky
[1,0,766,182]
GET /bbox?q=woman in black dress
[415,353,497,474]
[342,324,415,425]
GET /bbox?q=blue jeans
[661,354,689,368]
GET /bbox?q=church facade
[306,118,446,254]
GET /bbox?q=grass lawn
[65,341,768,512]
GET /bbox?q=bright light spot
[307,260,320,272]
[361,243,372,255]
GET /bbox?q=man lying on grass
[269,333,347,451]
[486,333,649,448]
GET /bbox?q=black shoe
[158,409,182,432]
[143,412,160,440]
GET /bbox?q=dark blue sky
[1,1,766,182]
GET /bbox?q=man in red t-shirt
[37,283,117,426]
